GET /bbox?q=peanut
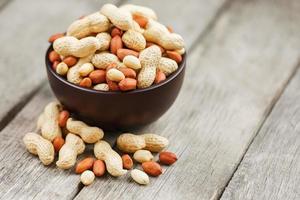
[53,136,65,153]
[133,150,153,163]
[23,132,55,165]
[111,27,123,37]
[67,12,110,39]
[143,19,184,50]
[79,63,94,77]
[56,62,69,75]
[166,50,182,63]
[56,133,85,169]
[53,36,100,57]
[137,45,161,88]
[96,32,111,51]
[106,68,125,82]
[93,83,109,91]
[117,133,146,153]
[117,48,139,61]
[94,140,127,177]
[58,110,69,127]
[66,118,104,143]
[80,170,95,186]
[118,78,137,91]
[49,50,61,63]
[52,60,60,70]
[131,169,149,185]
[91,52,120,69]
[48,33,64,43]
[118,67,136,78]
[121,154,133,170]
[120,4,157,20]
[89,69,106,84]
[175,48,185,55]
[67,55,93,84]
[122,30,146,51]
[93,160,106,176]
[159,151,178,165]
[142,161,162,177]
[79,77,92,88]
[142,133,169,152]
[133,15,148,28]
[123,55,141,70]
[132,21,145,34]
[154,69,166,84]
[100,4,133,31]
[158,57,178,76]
[62,56,78,67]
[146,42,165,53]
[110,35,123,55]
[40,101,62,141]
[76,157,95,174]
[107,79,120,91]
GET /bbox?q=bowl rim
[45,45,186,95]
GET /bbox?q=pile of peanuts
[48,4,185,91]
[23,101,178,186]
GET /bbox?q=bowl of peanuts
[45,4,186,130]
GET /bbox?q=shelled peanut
[48,3,185,92]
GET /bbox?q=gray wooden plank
[0,0,227,199]
[220,70,300,200]
[75,0,300,199]
[0,0,119,129]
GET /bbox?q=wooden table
[0,0,299,199]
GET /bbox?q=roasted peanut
[79,77,92,88]
[122,154,133,170]
[117,48,139,60]
[23,132,55,165]
[94,140,127,176]
[110,35,123,54]
[93,160,106,176]
[118,78,137,91]
[76,157,95,174]
[66,118,104,143]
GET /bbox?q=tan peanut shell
[66,118,104,143]
[143,19,184,50]
[132,21,145,34]
[158,57,178,76]
[123,55,141,70]
[116,133,146,153]
[53,36,100,57]
[93,83,109,91]
[67,55,93,84]
[67,12,110,39]
[91,52,120,69]
[96,32,111,51]
[94,140,127,177]
[40,101,62,141]
[23,132,55,165]
[120,4,157,20]
[142,134,169,152]
[100,4,133,31]
[122,29,146,51]
[56,133,85,169]
[137,45,162,88]
[37,113,45,130]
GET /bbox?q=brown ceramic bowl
[45,46,186,131]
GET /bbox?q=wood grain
[75,0,300,199]
[0,0,228,199]
[221,69,300,200]
[0,0,119,128]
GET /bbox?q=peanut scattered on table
[47,3,185,92]
[23,3,182,187]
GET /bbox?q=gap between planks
[218,61,300,199]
